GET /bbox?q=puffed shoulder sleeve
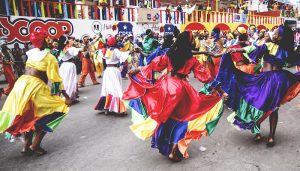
[46,54,64,94]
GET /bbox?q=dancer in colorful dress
[0,30,71,155]
[120,35,134,78]
[92,34,106,78]
[59,37,82,104]
[94,35,129,116]
[199,28,225,75]
[227,33,256,74]
[213,25,300,147]
[123,31,227,161]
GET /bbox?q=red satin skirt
[123,74,222,123]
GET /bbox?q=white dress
[94,47,129,113]
[59,47,81,102]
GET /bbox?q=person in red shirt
[0,45,16,95]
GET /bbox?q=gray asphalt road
[0,73,299,171]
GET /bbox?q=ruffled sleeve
[193,59,214,84]
[140,55,169,79]
[46,54,64,94]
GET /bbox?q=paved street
[0,72,299,171]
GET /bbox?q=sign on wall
[0,16,180,45]
[233,14,247,24]
[136,8,160,23]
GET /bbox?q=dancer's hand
[222,92,229,101]
[65,97,72,107]
[226,48,235,54]
[128,68,141,75]
[296,65,300,72]
[134,47,141,53]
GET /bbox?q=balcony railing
[3,0,284,26]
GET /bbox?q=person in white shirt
[94,35,130,116]
[59,37,82,104]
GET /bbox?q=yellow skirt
[0,75,69,136]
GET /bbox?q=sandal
[266,138,275,147]
[254,134,262,143]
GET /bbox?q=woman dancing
[213,25,300,147]
[123,31,227,161]
[0,30,71,155]
[94,35,129,116]
[59,36,82,104]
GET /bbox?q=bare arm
[212,85,229,100]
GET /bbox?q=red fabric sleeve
[140,55,169,79]
[193,59,215,84]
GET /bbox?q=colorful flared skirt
[123,74,224,158]
[94,67,126,113]
[0,75,69,139]
[212,54,300,134]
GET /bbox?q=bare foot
[168,145,182,162]
[168,152,182,162]
[30,146,47,156]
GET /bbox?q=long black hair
[162,34,174,49]
[56,35,68,57]
[278,25,300,66]
[167,31,192,72]
[279,25,294,52]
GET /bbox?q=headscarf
[212,28,220,41]
[237,27,247,34]
[29,29,48,49]
[107,35,116,47]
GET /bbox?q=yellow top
[26,49,64,90]
[120,41,133,52]
[265,42,279,56]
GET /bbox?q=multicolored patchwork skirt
[0,75,69,139]
[95,67,126,113]
[123,74,224,158]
